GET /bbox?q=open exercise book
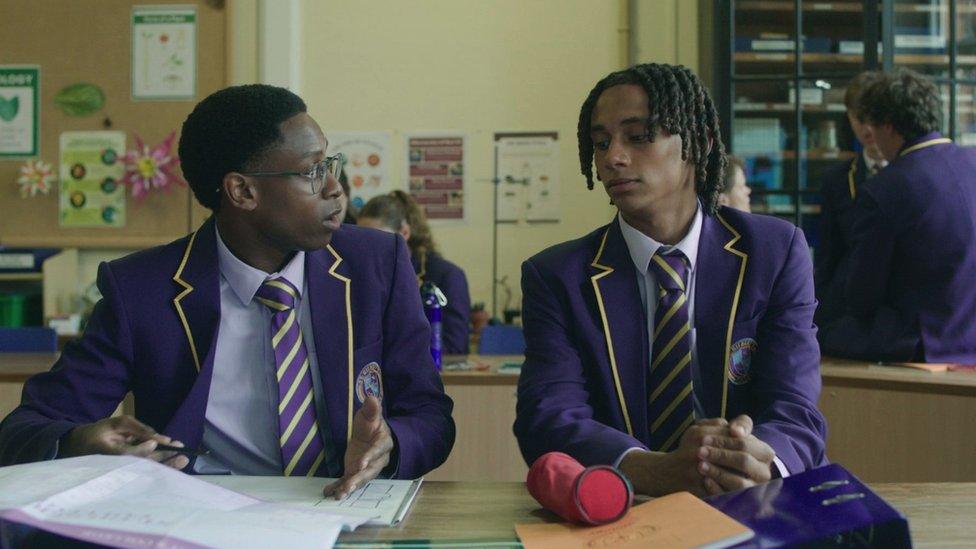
[202,475,423,526]
[0,455,376,548]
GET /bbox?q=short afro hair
[178,84,307,211]
[577,63,727,214]
[859,69,942,142]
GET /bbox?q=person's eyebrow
[590,117,650,134]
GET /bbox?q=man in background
[820,69,976,363]
[815,71,887,325]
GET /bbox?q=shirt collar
[862,150,887,171]
[618,201,703,275]
[215,224,305,306]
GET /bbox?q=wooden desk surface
[338,481,975,547]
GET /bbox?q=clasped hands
[619,415,776,498]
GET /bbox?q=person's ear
[400,221,411,242]
[223,172,258,211]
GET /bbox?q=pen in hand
[152,443,211,457]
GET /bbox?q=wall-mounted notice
[406,134,466,221]
[59,131,127,228]
[495,132,560,222]
[0,65,39,158]
[132,5,197,100]
[327,131,392,212]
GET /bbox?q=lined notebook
[515,491,753,549]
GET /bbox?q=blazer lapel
[165,218,221,446]
[694,212,748,418]
[588,221,649,442]
[307,245,354,448]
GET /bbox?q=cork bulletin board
[0,0,226,248]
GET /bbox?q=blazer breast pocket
[352,340,384,405]
[727,315,761,386]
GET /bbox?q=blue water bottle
[421,282,448,370]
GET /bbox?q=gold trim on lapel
[415,249,427,286]
[589,227,634,437]
[714,213,748,417]
[899,137,951,157]
[172,229,202,372]
[847,157,858,200]
[326,243,355,441]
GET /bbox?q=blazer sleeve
[750,228,828,473]
[381,235,456,478]
[439,264,471,355]
[0,261,134,465]
[515,258,646,467]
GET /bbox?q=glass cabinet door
[734,1,797,76]
[892,0,952,77]
[732,80,798,216]
[802,0,872,74]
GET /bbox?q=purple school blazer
[0,219,455,478]
[515,207,827,475]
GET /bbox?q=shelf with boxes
[0,248,78,335]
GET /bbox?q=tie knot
[255,278,299,311]
[649,249,689,292]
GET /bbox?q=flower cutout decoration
[17,159,56,198]
[121,132,186,200]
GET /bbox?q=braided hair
[577,63,727,214]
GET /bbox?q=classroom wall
[288,0,700,316]
[77,0,702,315]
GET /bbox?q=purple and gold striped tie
[255,278,326,476]
[646,249,695,452]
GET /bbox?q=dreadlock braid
[577,63,727,215]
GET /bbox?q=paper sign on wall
[132,5,197,100]
[495,132,560,222]
[406,134,466,221]
[59,131,127,228]
[327,131,392,212]
[0,65,39,158]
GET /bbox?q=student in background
[815,71,886,326]
[718,156,751,213]
[515,63,825,498]
[0,85,455,499]
[337,168,358,224]
[358,191,471,355]
[820,69,976,362]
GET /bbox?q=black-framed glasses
[240,153,345,194]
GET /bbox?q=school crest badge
[355,362,383,403]
[728,338,758,385]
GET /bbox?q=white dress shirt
[193,226,336,475]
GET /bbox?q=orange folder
[515,491,753,549]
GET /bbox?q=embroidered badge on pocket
[355,361,383,403]
[728,338,758,385]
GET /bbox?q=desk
[4,353,975,482]
[820,357,976,482]
[338,481,975,547]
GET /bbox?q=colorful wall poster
[495,132,560,222]
[131,5,196,100]
[59,131,127,228]
[327,131,392,212]
[0,66,39,157]
[406,134,466,221]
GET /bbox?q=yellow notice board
[0,1,225,248]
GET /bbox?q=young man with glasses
[0,85,455,499]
